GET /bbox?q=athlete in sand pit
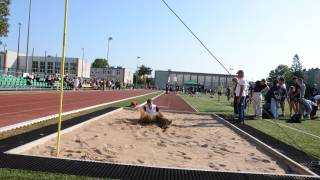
[139,99,172,129]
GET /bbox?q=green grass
[180,93,320,159]
[0,168,108,180]
[0,91,161,179]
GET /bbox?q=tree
[0,0,10,40]
[137,65,152,77]
[291,54,303,77]
[136,65,152,85]
[91,58,109,68]
[267,64,291,84]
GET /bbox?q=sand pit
[23,109,287,174]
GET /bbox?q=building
[155,70,235,90]
[0,50,91,78]
[90,67,134,84]
[303,68,320,90]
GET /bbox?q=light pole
[107,36,112,62]
[17,22,22,73]
[2,43,6,51]
[135,56,141,88]
[25,0,32,73]
[81,48,84,78]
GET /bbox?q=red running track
[0,90,155,128]
[153,93,195,112]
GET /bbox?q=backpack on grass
[287,114,301,123]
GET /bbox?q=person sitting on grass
[139,99,172,129]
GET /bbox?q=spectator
[292,76,301,115]
[287,86,296,117]
[298,77,306,119]
[226,87,231,101]
[270,80,280,119]
[302,99,319,119]
[231,77,238,117]
[252,80,263,120]
[278,77,287,117]
[235,70,247,123]
[217,83,223,102]
[260,79,270,97]
[73,77,80,91]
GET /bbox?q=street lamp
[135,56,141,88]
[107,36,112,61]
[17,22,22,73]
[81,48,84,78]
[25,0,32,73]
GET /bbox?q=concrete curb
[0,91,160,133]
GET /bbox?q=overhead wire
[160,0,231,75]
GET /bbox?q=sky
[2,0,320,80]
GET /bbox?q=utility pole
[17,22,22,73]
[25,0,32,73]
[81,48,84,78]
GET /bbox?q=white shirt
[144,104,157,113]
[74,78,79,87]
[235,78,247,97]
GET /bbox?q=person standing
[270,80,280,119]
[287,86,296,117]
[278,77,287,117]
[217,83,223,102]
[252,80,263,120]
[231,77,238,117]
[298,78,306,119]
[292,76,301,115]
[235,70,247,123]
[73,77,80,91]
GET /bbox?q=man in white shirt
[235,70,247,123]
[140,99,172,129]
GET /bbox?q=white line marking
[266,119,320,140]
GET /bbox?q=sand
[24,109,287,174]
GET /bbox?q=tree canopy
[137,65,152,77]
[91,58,109,68]
[291,54,303,77]
[267,54,304,86]
[267,64,291,84]
[0,0,10,39]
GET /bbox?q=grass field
[180,93,320,159]
[0,91,161,180]
[0,168,108,180]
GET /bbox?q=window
[70,63,77,74]
[64,62,69,74]
[47,62,53,74]
[39,61,45,73]
[55,62,61,73]
[116,70,120,75]
[107,70,111,74]
[32,61,38,73]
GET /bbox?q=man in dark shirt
[292,76,301,115]
[278,77,287,117]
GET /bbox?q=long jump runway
[0,90,155,128]
[153,93,195,112]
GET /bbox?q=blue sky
[2,0,320,80]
